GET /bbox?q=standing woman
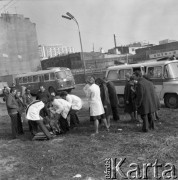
[95,78,112,128]
[124,73,135,121]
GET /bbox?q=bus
[15,67,75,95]
[105,58,178,108]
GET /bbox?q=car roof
[15,67,70,78]
[107,59,178,71]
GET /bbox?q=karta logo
[104,158,177,179]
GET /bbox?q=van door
[146,66,164,99]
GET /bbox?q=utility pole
[114,34,117,48]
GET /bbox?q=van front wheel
[164,94,178,109]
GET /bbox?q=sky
[0,0,178,52]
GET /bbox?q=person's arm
[83,84,90,98]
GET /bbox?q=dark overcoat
[106,81,119,107]
[124,81,136,113]
[100,83,112,116]
[136,77,157,115]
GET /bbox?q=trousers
[141,113,154,132]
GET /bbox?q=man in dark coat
[6,87,23,138]
[134,71,157,132]
[104,77,120,121]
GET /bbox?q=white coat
[26,100,44,121]
[52,98,72,119]
[66,94,82,110]
[87,83,105,116]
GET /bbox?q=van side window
[44,74,49,81]
[28,76,32,83]
[23,77,27,83]
[50,73,55,80]
[107,70,118,80]
[118,69,132,80]
[33,75,39,82]
[164,65,169,79]
[147,66,162,78]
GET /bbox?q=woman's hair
[95,78,105,86]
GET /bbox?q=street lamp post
[62,12,86,77]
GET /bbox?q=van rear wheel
[164,94,178,109]
[117,95,125,108]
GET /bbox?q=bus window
[44,74,49,81]
[23,77,27,83]
[55,71,66,79]
[33,75,39,82]
[39,75,44,82]
[19,77,23,84]
[28,76,32,83]
[65,70,72,77]
[50,73,55,80]
[107,70,118,80]
[147,66,162,78]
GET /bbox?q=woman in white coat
[85,76,109,135]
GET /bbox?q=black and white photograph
[0,0,178,179]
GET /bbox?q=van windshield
[165,62,178,78]
[55,71,66,79]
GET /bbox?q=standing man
[6,87,23,139]
[85,76,109,135]
[22,88,33,107]
[36,85,51,118]
[134,71,157,132]
[36,86,51,104]
[103,77,120,121]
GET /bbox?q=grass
[0,102,178,179]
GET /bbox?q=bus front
[55,69,75,93]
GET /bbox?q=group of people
[83,76,120,136]
[124,71,160,132]
[4,85,82,140]
[3,71,160,140]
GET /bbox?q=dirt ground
[0,85,178,180]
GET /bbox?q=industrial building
[0,13,40,85]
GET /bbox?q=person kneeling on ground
[26,100,53,140]
[49,96,71,134]
[60,91,82,129]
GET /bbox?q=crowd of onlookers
[2,70,160,140]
